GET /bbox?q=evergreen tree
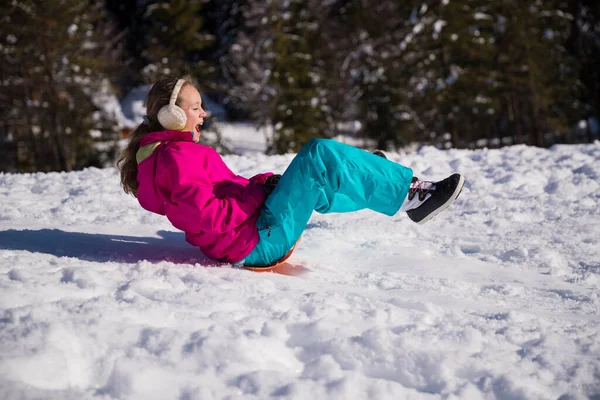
[396,0,583,148]
[487,0,580,146]
[141,0,215,86]
[0,0,121,172]
[205,0,247,63]
[407,0,505,148]
[567,0,600,142]
[103,0,148,91]
[226,0,330,153]
[330,1,420,150]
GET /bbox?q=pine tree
[567,0,600,142]
[395,0,583,148]
[332,1,420,150]
[206,0,247,62]
[213,0,593,152]
[413,0,504,148]
[204,0,250,119]
[226,0,330,153]
[0,0,121,172]
[486,0,581,146]
[103,0,148,91]
[140,0,215,86]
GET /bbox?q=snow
[433,20,447,37]
[218,122,272,154]
[473,13,493,21]
[91,80,138,130]
[119,84,151,127]
[1,133,600,399]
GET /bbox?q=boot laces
[409,180,435,201]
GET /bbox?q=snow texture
[1,135,599,400]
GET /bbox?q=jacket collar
[140,130,194,146]
[137,130,195,164]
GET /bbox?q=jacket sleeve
[248,172,274,185]
[157,148,266,235]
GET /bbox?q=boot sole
[416,174,465,225]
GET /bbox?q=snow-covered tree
[392,0,583,148]
[330,1,424,149]
[0,0,121,172]
[481,0,578,146]
[225,0,331,153]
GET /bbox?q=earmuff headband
[170,79,185,106]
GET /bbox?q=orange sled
[243,238,301,272]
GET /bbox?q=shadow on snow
[0,229,215,265]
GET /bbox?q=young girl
[118,77,464,268]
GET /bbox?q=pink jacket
[136,130,272,262]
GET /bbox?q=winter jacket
[136,130,272,262]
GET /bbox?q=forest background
[1,0,599,173]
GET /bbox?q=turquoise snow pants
[243,139,413,267]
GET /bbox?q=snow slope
[1,141,599,400]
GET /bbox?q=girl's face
[179,84,207,142]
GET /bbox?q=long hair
[117,77,192,197]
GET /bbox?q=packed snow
[1,132,599,399]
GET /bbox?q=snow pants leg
[243,138,413,267]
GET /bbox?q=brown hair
[117,76,192,197]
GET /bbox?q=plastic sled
[243,238,301,273]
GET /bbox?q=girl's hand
[262,174,281,196]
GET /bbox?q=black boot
[373,150,388,159]
[406,174,465,224]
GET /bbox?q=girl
[118,77,464,268]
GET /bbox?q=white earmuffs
[157,79,187,130]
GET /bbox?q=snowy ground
[1,137,599,399]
